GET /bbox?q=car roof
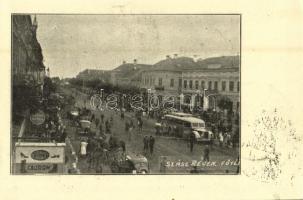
[164,115,205,123]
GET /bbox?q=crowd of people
[26,105,68,143]
[143,135,155,156]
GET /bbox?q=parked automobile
[109,149,149,174]
[192,128,213,143]
[76,120,91,137]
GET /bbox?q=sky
[35,15,240,78]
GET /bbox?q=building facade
[110,61,152,87]
[12,15,46,118]
[140,56,240,112]
[12,15,45,88]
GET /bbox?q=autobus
[160,114,213,142]
[170,112,193,118]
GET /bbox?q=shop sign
[30,110,45,125]
[26,164,57,173]
[31,150,50,161]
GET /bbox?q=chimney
[174,54,178,59]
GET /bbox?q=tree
[43,76,56,98]
[217,96,232,112]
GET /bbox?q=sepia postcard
[11,14,240,175]
[0,0,303,200]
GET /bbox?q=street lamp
[179,93,184,111]
[147,88,151,113]
[99,89,104,110]
[196,90,202,110]
[203,89,208,111]
[100,89,104,98]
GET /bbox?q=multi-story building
[12,14,46,89]
[140,56,240,112]
[111,60,152,87]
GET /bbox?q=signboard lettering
[26,164,57,173]
[31,150,50,161]
[30,110,45,125]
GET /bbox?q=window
[195,80,199,89]
[189,80,193,89]
[170,78,174,87]
[184,80,187,89]
[208,81,212,90]
[201,81,205,89]
[237,81,240,92]
[179,78,182,87]
[184,122,191,128]
[214,81,218,90]
[159,78,162,86]
[222,81,226,91]
[229,81,234,92]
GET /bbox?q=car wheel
[110,162,119,173]
[140,170,147,174]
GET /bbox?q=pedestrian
[119,140,126,153]
[80,138,88,158]
[91,113,95,122]
[223,132,228,147]
[105,120,111,134]
[155,124,160,136]
[159,156,167,173]
[60,129,67,143]
[100,113,104,123]
[227,132,232,148]
[203,145,210,161]
[110,115,114,126]
[143,135,149,154]
[129,120,133,141]
[219,132,224,147]
[138,118,143,133]
[99,123,103,135]
[93,145,104,172]
[149,135,155,155]
[121,111,124,120]
[86,138,95,168]
[125,121,131,141]
[189,132,196,153]
[129,119,134,130]
[95,117,100,128]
